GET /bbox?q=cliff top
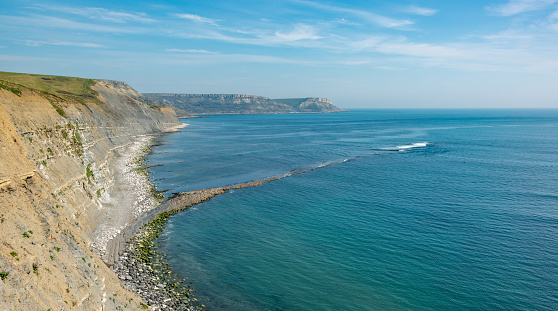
[0,71,101,105]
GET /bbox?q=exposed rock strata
[0,72,181,310]
[98,80,195,119]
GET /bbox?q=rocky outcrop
[274,97,347,113]
[0,72,181,310]
[143,93,347,115]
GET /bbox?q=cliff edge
[0,72,180,310]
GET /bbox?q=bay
[147,110,558,310]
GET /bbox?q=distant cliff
[98,80,194,118]
[143,93,347,115]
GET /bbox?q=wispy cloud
[30,4,155,23]
[270,24,322,42]
[0,15,146,34]
[482,30,534,41]
[23,40,106,48]
[294,0,414,29]
[401,5,439,16]
[486,0,558,16]
[174,13,219,26]
[166,48,218,54]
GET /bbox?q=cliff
[98,80,195,119]
[273,97,346,113]
[143,93,347,115]
[0,72,180,310]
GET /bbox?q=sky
[1,0,558,108]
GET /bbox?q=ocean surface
[147,110,558,310]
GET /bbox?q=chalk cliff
[0,72,180,310]
[143,93,347,115]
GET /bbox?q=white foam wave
[396,142,429,150]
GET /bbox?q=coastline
[92,122,190,260]
[102,123,280,310]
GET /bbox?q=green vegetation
[86,164,94,183]
[0,271,8,280]
[23,232,29,238]
[42,160,47,167]
[32,263,38,275]
[0,71,101,105]
[53,246,61,252]
[0,80,22,96]
[10,251,17,257]
[72,131,83,156]
[47,98,66,117]
[149,184,165,201]
[140,302,148,309]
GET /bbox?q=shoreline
[109,181,280,310]
[102,124,280,310]
[92,122,190,260]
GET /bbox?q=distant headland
[143,93,348,116]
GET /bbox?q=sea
[146,110,558,311]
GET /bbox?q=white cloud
[1,15,145,34]
[174,13,219,26]
[166,49,217,54]
[271,24,322,41]
[31,4,154,23]
[294,0,414,29]
[401,5,439,16]
[486,0,558,16]
[24,40,106,48]
[375,41,473,59]
[481,29,535,41]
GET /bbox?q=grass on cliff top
[0,71,100,104]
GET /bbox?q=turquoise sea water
[148,110,558,310]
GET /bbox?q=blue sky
[1,0,558,108]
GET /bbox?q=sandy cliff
[0,73,180,310]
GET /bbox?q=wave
[380,142,430,152]
[397,142,429,149]
[282,157,354,178]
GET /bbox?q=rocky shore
[107,149,282,310]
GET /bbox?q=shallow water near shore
[148,110,558,310]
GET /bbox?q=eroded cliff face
[0,74,180,310]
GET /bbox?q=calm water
[148,110,558,310]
